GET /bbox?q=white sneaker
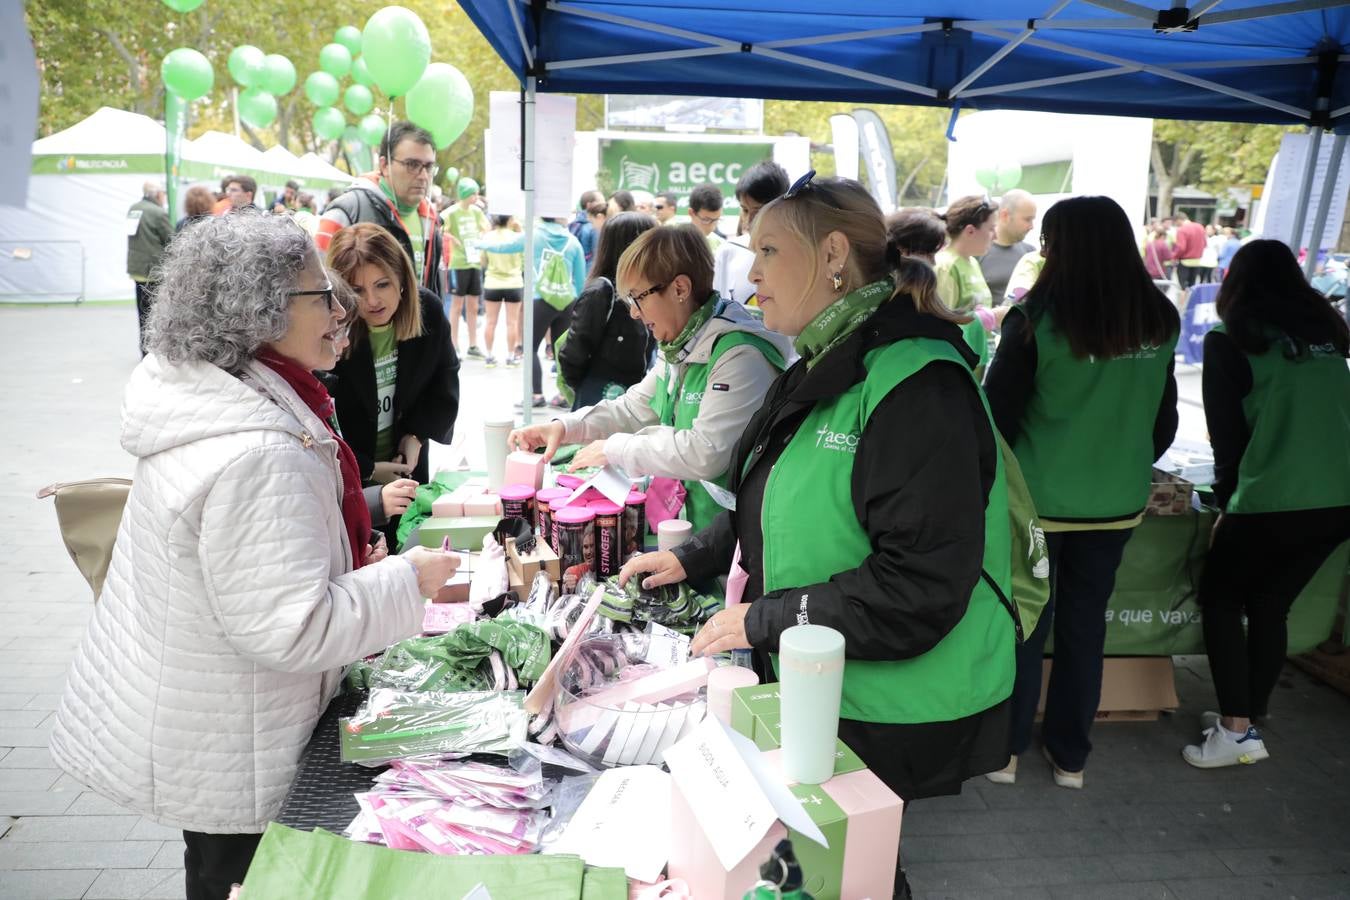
[1042,745,1083,789]
[1183,724,1270,768]
[985,756,1017,784]
[1200,710,1221,733]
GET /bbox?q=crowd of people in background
[109,120,1350,898]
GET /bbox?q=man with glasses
[317,121,445,293]
[687,182,725,253]
[654,191,679,225]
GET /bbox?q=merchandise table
[276,689,367,833]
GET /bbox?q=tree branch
[239,121,267,152]
[897,156,928,204]
[95,28,140,97]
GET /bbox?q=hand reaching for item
[567,439,609,472]
[372,460,413,484]
[403,546,461,598]
[617,551,686,591]
[689,604,752,657]
[381,478,419,518]
[507,420,565,463]
[398,434,423,472]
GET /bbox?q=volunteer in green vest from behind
[935,195,997,376]
[619,176,1016,821]
[507,225,790,533]
[984,196,1179,789]
[1182,240,1350,770]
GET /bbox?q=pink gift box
[431,496,463,518]
[463,493,503,517]
[504,451,547,490]
[668,779,787,900]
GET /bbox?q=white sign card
[486,91,576,220]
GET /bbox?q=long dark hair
[1216,239,1350,356]
[588,211,658,284]
[1024,196,1178,359]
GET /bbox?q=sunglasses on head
[784,169,817,199]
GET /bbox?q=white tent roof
[184,131,268,171]
[31,107,165,157]
[299,152,353,182]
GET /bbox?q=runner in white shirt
[712,160,790,306]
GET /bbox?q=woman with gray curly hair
[48,211,458,900]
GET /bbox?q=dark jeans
[134,280,157,356]
[1009,527,1135,772]
[531,298,573,395]
[183,830,262,900]
[1201,507,1350,719]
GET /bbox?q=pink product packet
[422,603,477,634]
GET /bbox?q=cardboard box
[415,516,500,551]
[431,570,472,604]
[504,451,548,490]
[1037,657,1179,722]
[506,536,561,586]
[1145,467,1194,516]
[759,750,903,900]
[729,684,866,770]
[464,493,503,517]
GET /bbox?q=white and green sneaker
[1183,724,1270,769]
[484,355,498,369]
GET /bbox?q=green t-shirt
[935,249,993,313]
[443,204,489,270]
[370,324,399,463]
[399,210,425,279]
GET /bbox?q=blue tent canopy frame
[457,0,1350,413]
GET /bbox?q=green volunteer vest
[761,337,1015,725]
[1013,313,1177,522]
[1219,324,1350,514]
[650,331,785,532]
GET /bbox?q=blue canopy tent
[458,0,1350,412]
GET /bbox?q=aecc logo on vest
[815,425,860,454]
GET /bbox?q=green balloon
[405,63,473,149]
[312,107,346,142]
[260,54,296,96]
[361,5,430,98]
[161,0,205,11]
[351,55,373,88]
[445,167,459,186]
[344,84,374,116]
[974,166,997,191]
[304,71,340,108]
[227,45,265,88]
[335,25,363,55]
[342,125,365,152]
[358,113,387,148]
[319,42,352,79]
[161,48,214,101]
[238,88,278,129]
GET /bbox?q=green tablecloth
[1099,509,1349,656]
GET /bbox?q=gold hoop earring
[831,271,844,292]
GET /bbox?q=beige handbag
[37,478,131,599]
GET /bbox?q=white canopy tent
[2,108,352,303]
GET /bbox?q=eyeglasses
[784,169,817,199]
[620,282,666,313]
[692,212,721,227]
[392,158,439,177]
[287,287,337,312]
[654,204,667,210]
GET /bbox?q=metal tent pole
[1289,125,1324,254]
[1304,131,1346,278]
[521,76,537,423]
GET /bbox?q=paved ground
[1,303,1347,899]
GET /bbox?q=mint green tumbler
[779,624,845,785]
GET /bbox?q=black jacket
[675,298,996,661]
[318,179,444,292]
[320,287,460,484]
[558,278,653,405]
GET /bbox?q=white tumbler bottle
[779,624,845,785]
[484,418,513,489]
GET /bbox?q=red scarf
[256,349,371,569]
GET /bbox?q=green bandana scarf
[379,177,419,216]
[794,279,893,368]
[659,294,721,365]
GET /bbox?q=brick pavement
[1,304,1347,899]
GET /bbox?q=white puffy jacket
[50,356,424,834]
